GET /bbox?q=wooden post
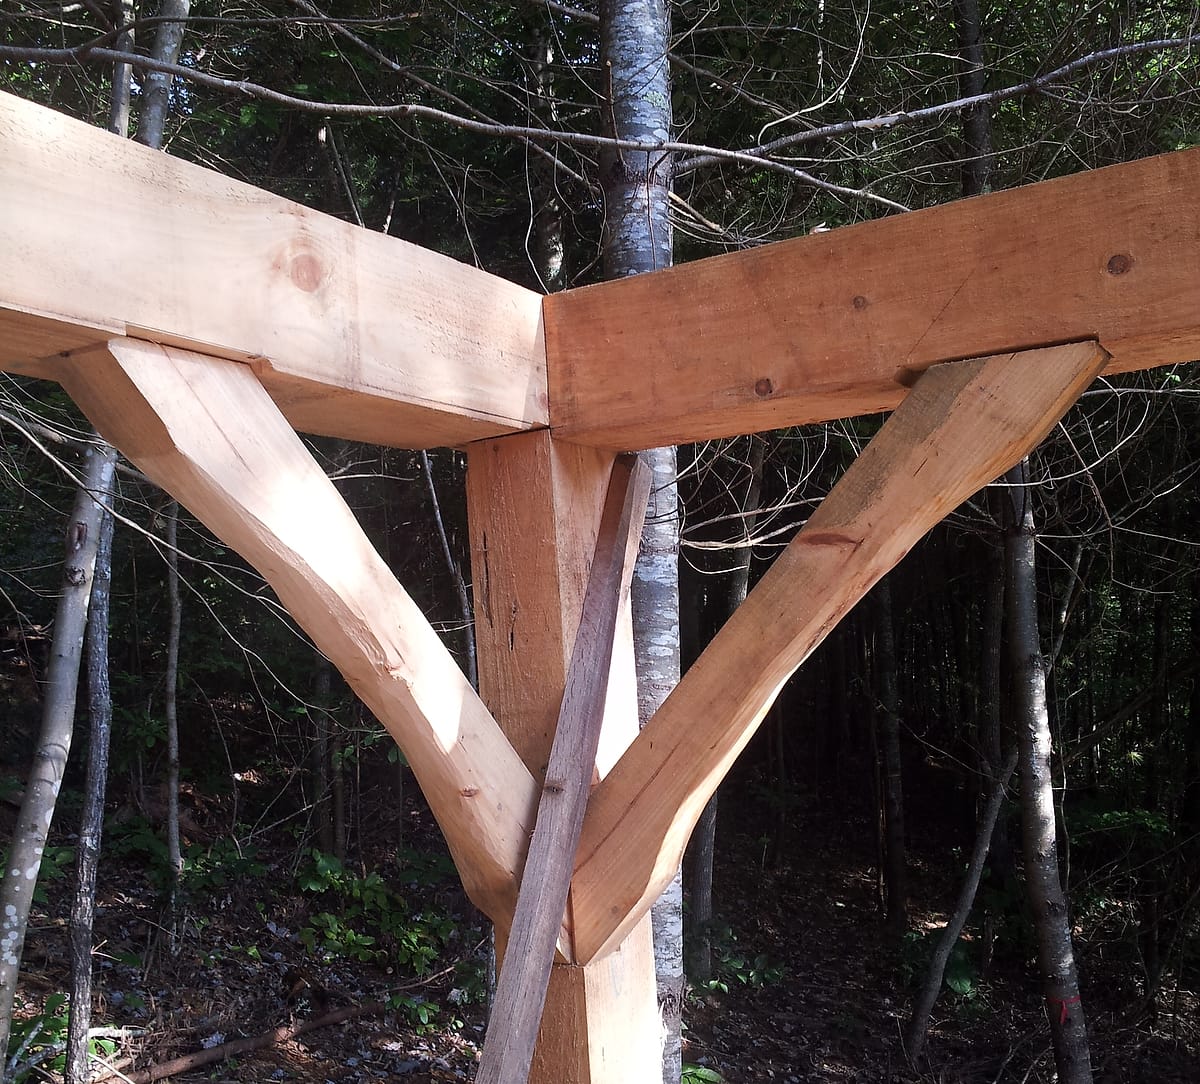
[467,432,661,1083]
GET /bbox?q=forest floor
[12,783,1200,1083]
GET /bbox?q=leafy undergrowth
[12,789,1200,1082]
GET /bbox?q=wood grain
[570,342,1110,961]
[467,433,660,1084]
[57,339,539,924]
[545,150,1200,449]
[0,91,546,449]
[477,454,650,1084]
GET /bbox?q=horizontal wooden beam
[545,149,1200,449]
[0,91,547,450]
[570,342,1109,962]
[56,339,539,923]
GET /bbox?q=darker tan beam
[0,91,547,449]
[570,343,1109,962]
[545,149,1200,450]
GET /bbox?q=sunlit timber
[545,149,1200,449]
[3,84,1195,1084]
[569,342,1109,962]
[0,91,547,450]
[56,339,538,923]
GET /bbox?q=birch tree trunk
[0,445,117,1075]
[1003,460,1093,1083]
[598,2,680,1078]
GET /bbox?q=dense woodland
[1,2,1200,1082]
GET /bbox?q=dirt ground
[12,793,1200,1082]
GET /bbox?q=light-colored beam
[570,341,1109,962]
[466,433,659,1084]
[56,339,539,923]
[478,453,650,1084]
[545,149,1200,449]
[0,91,547,450]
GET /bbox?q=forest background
[1,1,1199,1082]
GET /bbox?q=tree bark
[162,504,183,937]
[906,749,1018,1062]
[66,8,132,1076]
[873,576,908,941]
[1003,460,1093,1084]
[599,2,679,1078]
[633,448,684,1080]
[313,657,335,854]
[65,455,117,1084]
[0,445,117,1074]
[686,437,764,984]
[134,0,192,150]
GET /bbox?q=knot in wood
[289,251,324,292]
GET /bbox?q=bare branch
[675,34,1200,172]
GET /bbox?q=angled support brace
[571,340,1109,962]
[55,338,539,924]
[478,453,651,1084]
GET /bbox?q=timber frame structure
[2,90,1198,1082]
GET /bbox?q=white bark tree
[598,2,683,1078]
[0,445,117,1076]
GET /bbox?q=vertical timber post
[467,430,661,1082]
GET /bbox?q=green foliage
[701,925,784,994]
[182,837,266,894]
[4,993,118,1081]
[387,994,440,1033]
[295,850,453,973]
[104,816,171,875]
[0,844,73,907]
[1072,803,1171,847]
[682,1064,725,1084]
[900,930,981,1003]
[104,818,264,898]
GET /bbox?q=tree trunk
[1003,459,1093,1084]
[313,657,335,854]
[66,9,132,1075]
[906,749,1018,1062]
[599,2,679,1078]
[873,576,908,941]
[64,453,117,1084]
[0,445,117,1073]
[686,437,764,984]
[633,447,684,1080]
[134,0,191,151]
[163,504,183,939]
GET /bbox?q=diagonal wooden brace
[55,338,540,925]
[477,453,651,1084]
[570,341,1110,962]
